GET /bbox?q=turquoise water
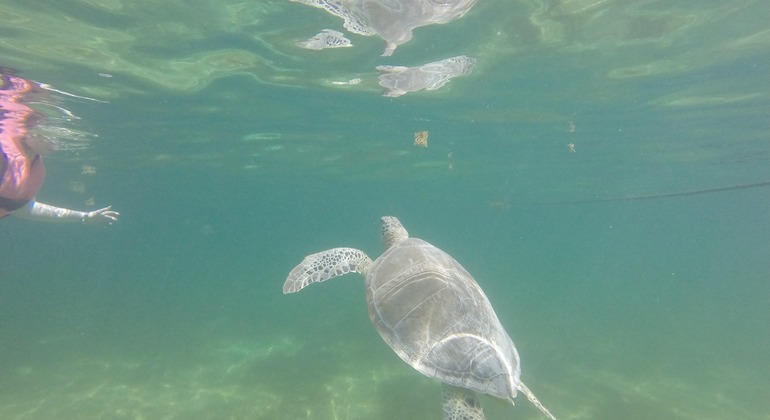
[2,0,769,419]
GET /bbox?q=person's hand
[84,206,120,226]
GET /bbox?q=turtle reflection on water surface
[290,0,478,56]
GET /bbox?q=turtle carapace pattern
[284,216,557,420]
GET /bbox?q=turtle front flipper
[283,248,373,294]
[442,385,485,420]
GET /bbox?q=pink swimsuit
[0,72,46,218]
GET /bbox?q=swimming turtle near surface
[284,216,558,420]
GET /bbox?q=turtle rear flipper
[283,247,372,294]
[442,385,485,420]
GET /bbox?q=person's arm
[12,200,120,225]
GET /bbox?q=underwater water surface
[1,0,769,419]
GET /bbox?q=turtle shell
[365,237,522,401]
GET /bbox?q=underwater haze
[2,0,769,419]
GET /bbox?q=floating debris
[414,131,428,147]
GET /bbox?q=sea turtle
[284,216,558,420]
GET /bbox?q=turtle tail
[283,247,372,294]
[517,382,558,420]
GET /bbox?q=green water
[2,0,769,419]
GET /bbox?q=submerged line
[525,180,770,206]
[589,180,770,202]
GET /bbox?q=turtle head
[380,216,409,248]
